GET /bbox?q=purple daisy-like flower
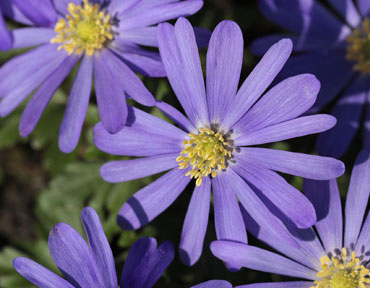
[211,149,370,288]
[0,0,205,153]
[93,18,345,266]
[252,0,370,158]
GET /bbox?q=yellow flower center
[346,18,370,74]
[312,248,370,288]
[176,127,232,186]
[51,0,113,56]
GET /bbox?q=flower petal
[223,39,292,130]
[100,154,178,183]
[52,0,81,16]
[304,179,342,254]
[19,55,79,137]
[117,168,190,230]
[235,114,336,146]
[317,76,368,158]
[235,147,344,180]
[206,20,243,124]
[13,257,75,288]
[211,241,317,280]
[327,0,361,27]
[158,18,209,127]
[357,0,370,17]
[93,106,185,156]
[58,55,93,153]
[81,207,117,288]
[192,280,233,288]
[0,9,12,51]
[13,0,57,27]
[179,177,211,266]
[344,149,370,247]
[11,28,56,49]
[236,282,313,288]
[48,223,104,288]
[94,51,128,134]
[233,162,316,229]
[233,74,320,136]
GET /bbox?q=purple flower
[252,0,370,158]
[13,207,175,288]
[211,149,370,288]
[0,0,205,153]
[93,18,345,266]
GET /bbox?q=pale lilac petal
[13,0,57,27]
[158,19,209,127]
[0,45,67,116]
[192,280,232,288]
[180,177,211,266]
[327,0,361,27]
[117,168,190,230]
[81,208,117,288]
[155,100,196,133]
[52,0,81,15]
[344,149,370,247]
[357,0,370,17]
[93,107,185,156]
[94,51,128,134]
[19,55,79,137]
[317,76,368,158]
[211,241,317,280]
[48,223,105,288]
[100,154,178,183]
[235,115,336,146]
[0,1,32,25]
[304,179,342,254]
[237,282,313,288]
[235,148,344,180]
[107,0,139,15]
[59,55,93,153]
[0,9,12,51]
[207,21,243,124]
[11,28,56,49]
[118,26,158,47]
[233,74,320,136]
[13,257,75,288]
[222,39,292,130]
[120,0,203,30]
[233,162,316,229]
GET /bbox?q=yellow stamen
[312,248,370,288]
[51,0,113,56]
[346,18,370,74]
[177,127,232,186]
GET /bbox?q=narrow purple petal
[357,0,370,17]
[81,207,117,288]
[0,45,67,116]
[344,149,370,247]
[211,241,317,280]
[13,257,75,288]
[222,39,292,130]
[13,0,57,27]
[155,100,196,133]
[107,0,139,15]
[117,168,190,230]
[19,55,79,137]
[237,282,313,288]
[235,147,344,180]
[327,0,361,27]
[0,1,32,25]
[192,280,233,288]
[235,114,336,146]
[304,179,343,254]
[0,9,12,51]
[180,177,211,266]
[207,20,243,124]
[100,154,178,183]
[59,55,93,153]
[233,162,316,229]
[52,0,81,16]
[120,0,203,30]
[94,50,127,134]
[48,223,105,288]
[93,106,185,156]
[158,19,209,127]
[317,76,368,158]
[118,26,158,47]
[233,74,320,136]
[11,28,56,49]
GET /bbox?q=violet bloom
[94,18,345,266]
[211,149,370,288]
[0,0,205,153]
[13,207,175,288]
[252,0,370,158]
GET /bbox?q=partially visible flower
[252,0,370,158]
[13,207,175,288]
[211,149,370,288]
[0,0,206,153]
[94,18,344,266]
[0,8,11,51]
